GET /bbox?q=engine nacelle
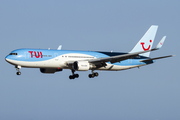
[40,68,62,74]
[73,61,90,71]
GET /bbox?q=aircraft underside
[6,58,147,79]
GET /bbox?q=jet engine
[73,61,90,71]
[40,68,63,74]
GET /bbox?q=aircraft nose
[5,55,10,62]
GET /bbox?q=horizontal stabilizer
[140,55,174,62]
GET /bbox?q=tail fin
[129,25,158,57]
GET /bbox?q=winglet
[155,36,166,49]
[57,45,62,50]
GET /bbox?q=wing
[65,49,153,69]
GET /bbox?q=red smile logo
[140,40,152,51]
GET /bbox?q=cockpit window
[9,53,18,55]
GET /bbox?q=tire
[88,74,92,78]
[16,72,21,75]
[94,72,99,77]
[74,74,79,78]
[89,74,94,78]
[69,75,75,79]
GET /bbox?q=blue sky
[0,0,179,120]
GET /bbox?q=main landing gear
[88,70,99,78]
[69,70,79,79]
[16,66,21,75]
[69,70,99,79]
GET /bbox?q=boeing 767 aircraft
[5,25,173,79]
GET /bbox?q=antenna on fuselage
[57,45,62,50]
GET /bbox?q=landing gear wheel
[69,75,75,79]
[74,74,79,78]
[88,74,94,78]
[16,72,21,75]
[88,74,92,78]
[69,69,79,79]
[89,71,99,78]
[94,72,99,77]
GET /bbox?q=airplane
[5,25,174,79]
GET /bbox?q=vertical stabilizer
[129,25,158,57]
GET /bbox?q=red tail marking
[140,40,152,51]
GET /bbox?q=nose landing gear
[16,66,21,75]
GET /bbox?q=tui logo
[140,40,152,51]
[28,51,43,58]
